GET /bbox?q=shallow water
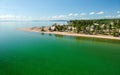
[0,22,120,75]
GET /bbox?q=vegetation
[50,19,120,37]
[41,27,45,31]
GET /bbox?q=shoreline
[17,28,120,40]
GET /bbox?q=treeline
[67,19,120,37]
[51,19,120,37]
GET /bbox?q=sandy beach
[17,28,120,40]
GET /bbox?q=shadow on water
[73,36,120,44]
[48,33,52,36]
[54,34,64,38]
[40,33,120,44]
[40,33,45,35]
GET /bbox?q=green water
[0,22,120,75]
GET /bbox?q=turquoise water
[0,22,120,75]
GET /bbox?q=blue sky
[0,0,120,20]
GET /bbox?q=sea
[0,21,120,75]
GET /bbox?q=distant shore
[17,28,120,40]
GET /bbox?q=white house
[94,23,99,26]
[110,22,114,25]
[51,26,55,31]
[68,26,76,30]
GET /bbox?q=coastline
[17,28,120,40]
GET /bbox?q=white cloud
[50,15,67,19]
[0,14,33,20]
[96,11,104,15]
[102,14,120,19]
[80,13,86,16]
[74,13,79,16]
[49,13,78,20]
[117,11,120,14]
[0,15,15,19]
[68,13,79,17]
[58,15,66,18]
[116,15,120,18]
[105,16,112,18]
[68,13,73,17]
[101,15,120,19]
[80,17,89,20]
[89,12,95,15]
[47,17,50,19]
[51,16,58,19]
[3,11,118,20]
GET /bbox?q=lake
[0,21,120,75]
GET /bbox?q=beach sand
[17,28,120,40]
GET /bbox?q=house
[94,23,99,26]
[110,22,114,25]
[50,26,56,31]
[68,26,76,30]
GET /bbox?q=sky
[0,0,120,20]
